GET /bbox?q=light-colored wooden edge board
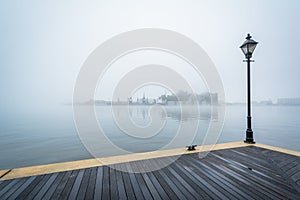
[1,141,298,180]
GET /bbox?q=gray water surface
[0,105,299,169]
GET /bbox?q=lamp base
[244,129,255,144]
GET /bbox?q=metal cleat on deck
[186,145,197,151]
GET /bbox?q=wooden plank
[8,176,37,200]
[208,158,274,200]
[141,172,161,200]
[168,161,212,200]
[130,161,153,200]
[42,172,65,200]
[218,150,300,198]
[152,169,180,200]
[0,178,27,200]
[182,156,237,199]
[297,179,300,186]
[137,159,163,199]
[286,164,300,176]
[186,155,278,199]
[177,156,231,200]
[124,162,144,200]
[115,167,127,200]
[135,160,161,199]
[153,159,186,200]
[209,156,289,199]
[140,158,169,200]
[85,167,97,200]
[33,173,59,200]
[14,175,44,200]
[146,172,169,200]
[76,168,91,200]
[22,174,51,200]
[175,159,228,200]
[200,154,264,199]
[167,164,211,199]
[67,169,85,200]
[51,170,72,199]
[254,143,300,157]
[236,147,287,171]
[0,179,20,198]
[213,149,288,185]
[109,166,118,200]
[93,167,103,200]
[101,166,110,200]
[210,152,297,194]
[291,171,300,181]
[220,149,274,172]
[0,180,11,191]
[195,157,254,199]
[157,156,195,199]
[229,162,299,198]
[282,161,299,173]
[58,170,79,200]
[158,162,195,200]
[120,169,136,200]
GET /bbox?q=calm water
[0,105,299,170]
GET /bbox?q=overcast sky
[1,0,300,113]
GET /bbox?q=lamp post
[240,33,258,144]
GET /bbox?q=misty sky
[1,0,300,113]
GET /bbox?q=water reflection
[91,105,220,155]
[126,105,218,122]
[165,105,218,121]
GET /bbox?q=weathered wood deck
[0,146,299,199]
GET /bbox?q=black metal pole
[245,57,255,143]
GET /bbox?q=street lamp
[240,33,258,144]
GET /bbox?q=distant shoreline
[64,103,300,106]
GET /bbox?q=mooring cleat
[186,145,197,151]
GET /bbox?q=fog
[1,0,300,116]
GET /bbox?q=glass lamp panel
[241,44,248,56]
[248,43,257,54]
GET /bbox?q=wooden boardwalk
[0,146,299,199]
